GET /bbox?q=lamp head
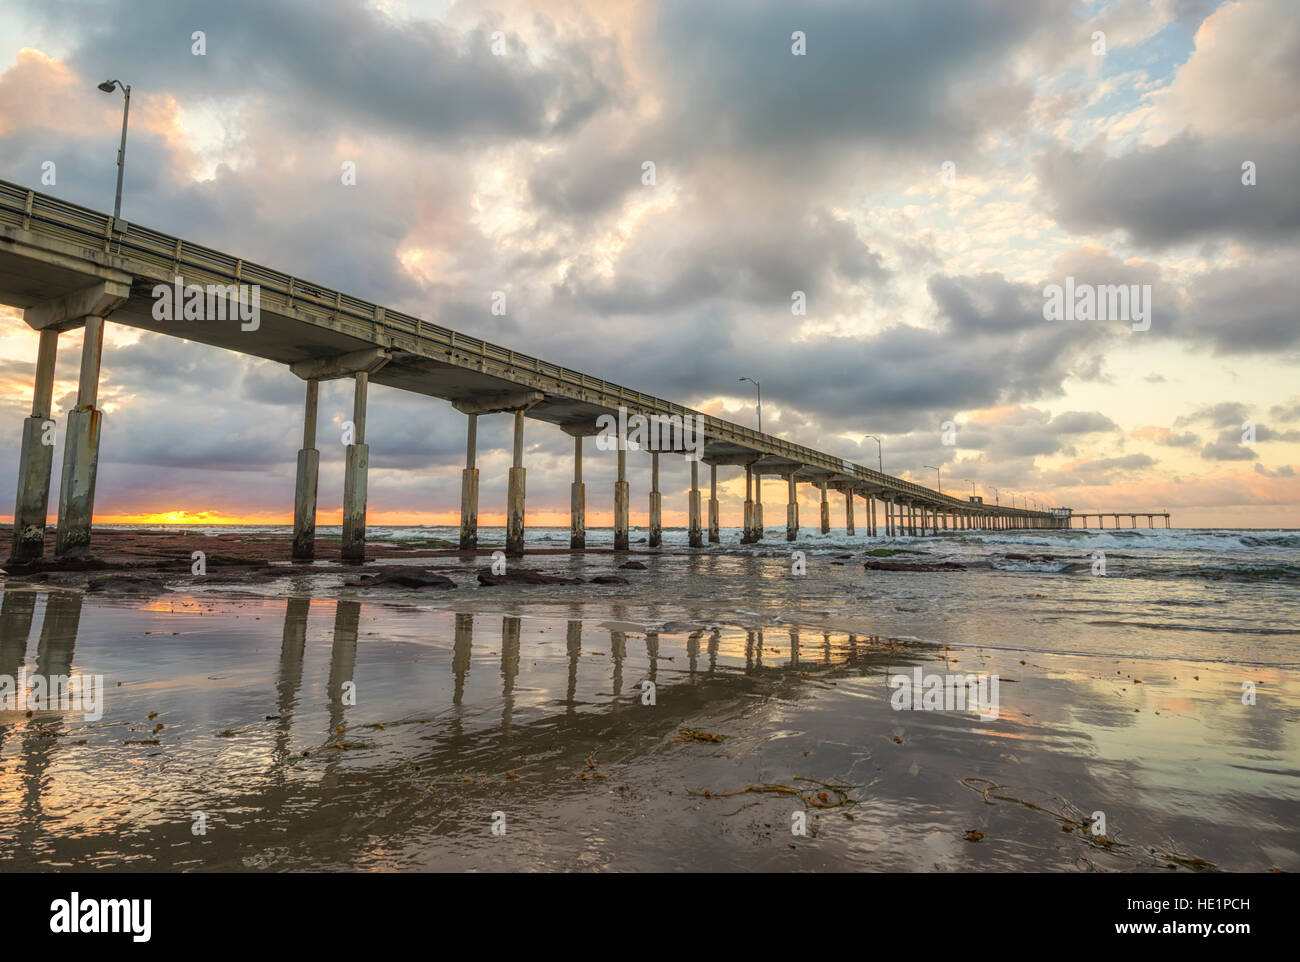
[98,80,118,93]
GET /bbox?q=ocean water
[118,523,1300,669]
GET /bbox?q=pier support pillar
[844,490,855,536]
[505,410,526,557]
[688,459,702,548]
[570,433,584,549]
[460,414,479,551]
[786,474,799,542]
[55,317,107,557]
[819,482,830,534]
[753,471,764,541]
[614,441,629,551]
[707,463,720,543]
[292,379,320,559]
[885,499,893,537]
[10,329,59,563]
[870,497,877,537]
[648,452,662,547]
[341,372,370,562]
[742,464,754,543]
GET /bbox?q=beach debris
[688,776,858,810]
[677,726,727,743]
[964,830,985,842]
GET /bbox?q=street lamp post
[923,464,941,493]
[98,79,131,222]
[990,486,999,506]
[738,377,762,434]
[863,434,883,474]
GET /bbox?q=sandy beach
[1,524,1295,872]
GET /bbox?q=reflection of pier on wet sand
[0,588,1292,872]
[0,587,906,870]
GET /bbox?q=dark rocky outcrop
[348,568,456,590]
[476,569,581,586]
[864,560,966,572]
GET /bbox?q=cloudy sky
[0,0,1296,529]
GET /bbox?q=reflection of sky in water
[0,588,1295,871]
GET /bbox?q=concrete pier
[688,458,702,548]
[614,439,629,551]
[648,452,662,547]
[506,410,526,557]
[707,463,720,543]
[291,379,320,559]
[10,328,59,562]
[569,433,584,549]
[460,413,479,551]
[819,481,830,534]
[0,180,1154,556]
[54,316,106,557]
[844,489,855,535]
[340,372,369,561]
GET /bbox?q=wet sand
[1,561,1295,871]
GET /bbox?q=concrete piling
[649,452,662,547]
[10,328,59,563]
[819,481,830,534]
[707,463,720,543]
[845,489,855,536]
[340,372,369,561]
[55,316,106,557]
[460,413,479,551]
[570,433,585,549]
[291,379,320,559]
[742,464,754,543]
[614,438,629,551]
[786,473,799,542]
[506,410,526,557]
[688,458,702,548]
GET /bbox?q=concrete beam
[290,347,390,381]
[452,390,544,416]
[560,419,607,438]
[24,280,130,332]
